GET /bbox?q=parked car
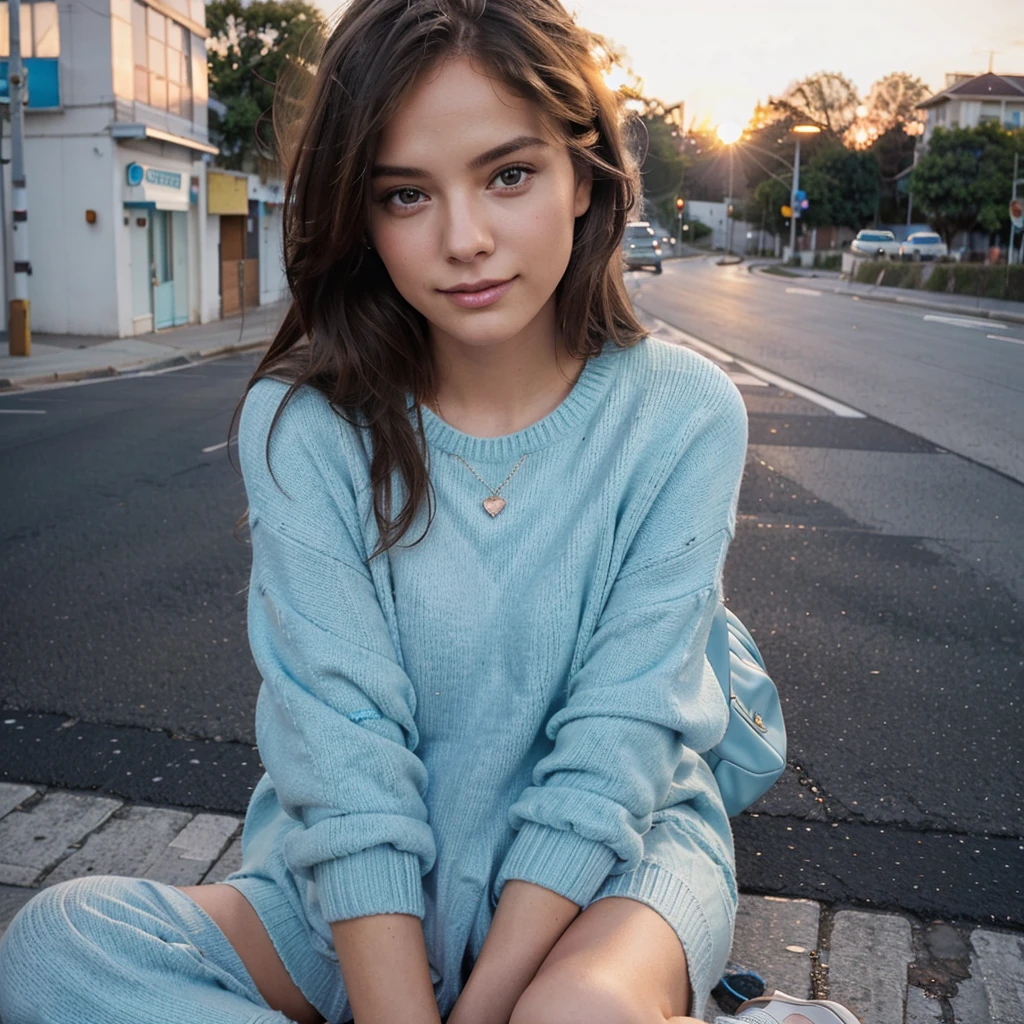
[622,222,662,274]
[850,230,901,259]
[899,232,951,261]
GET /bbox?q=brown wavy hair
[239,0,645,556]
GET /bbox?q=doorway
[219,206,260,317]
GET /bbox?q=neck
[428,303,586,438]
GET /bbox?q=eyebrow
[371,135,549,179]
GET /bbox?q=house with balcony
[0,0,286,337]
[917,71,1024,146]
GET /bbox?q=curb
[2,779,1022,1024]
[831,287,1024,325]
[750,264,1024,324]
[0,337,271,394]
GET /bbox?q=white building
[917,72,1024,147]
[0,0,286,337]
[683,200,767,254]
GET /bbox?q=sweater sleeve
[239,380,434,924]
[494,369,748,908]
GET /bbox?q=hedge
[852,260,1024,302]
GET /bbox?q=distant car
[899,232,951,261]
[622,222,662,274]
[850,230,901,259]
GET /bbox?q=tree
[801,144,879,230]
[769,71,861,138]
[910,123,1024,244]
[206,0,327,171]
[589,33,690,226]
[846,72,929,149]
[638,114,690,228]
[748,177,791,238]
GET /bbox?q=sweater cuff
[314,845,425,923]
[494,821,617,907]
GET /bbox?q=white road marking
[0,408,46,414]
[987,333,1024,346]
[645,315,867,418]
[201,440,231,454]
[729,372,769,388]
[923,314,1007,330]
[649,322,737,364]
[785,286,822,296]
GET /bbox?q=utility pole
[8,0,31,356]
[788,135,802,263]
[726,145,735,254]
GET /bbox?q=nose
[443,193,494,263]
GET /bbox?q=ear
[573,164,593,218]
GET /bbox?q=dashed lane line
[923,314,1008,331]
[987,333,1024,346]
[0,408,46,414]
[784,286,822,296]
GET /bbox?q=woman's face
[366,55,592,354]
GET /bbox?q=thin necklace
[427,358,587,519]
[451,451,529,518]
[430,394,528,518]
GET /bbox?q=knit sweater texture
[227,335,749,1020]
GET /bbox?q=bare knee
[510,969,650,1024]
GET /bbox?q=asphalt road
[1,272,1021,924]
[631,258,1024,483]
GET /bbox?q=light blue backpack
[701,604,787,816]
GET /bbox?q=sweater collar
[412,342,622,462]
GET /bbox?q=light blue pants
[0,875,289,1024]
[0,874,751,1024]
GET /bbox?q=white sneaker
[733,990,863,1024]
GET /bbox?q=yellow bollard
[9,299,31,356]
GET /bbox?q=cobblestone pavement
[1,782,1021,1022]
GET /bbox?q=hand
[447,881,580,1024]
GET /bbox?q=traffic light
[675,197,685,211]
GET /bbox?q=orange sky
[319,0,1024,127]
[566,0,1024,127]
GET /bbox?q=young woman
[0,2,861,1023]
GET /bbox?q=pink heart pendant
[482,496,506,517]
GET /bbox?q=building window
[132,0,193,118]
[0,1,60,57]
[132,1,148,103]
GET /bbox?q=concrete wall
[62,0,114,107]
[685,200,767,253]
[259,205,286,306]
[25,134,120,334]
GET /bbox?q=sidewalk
[0,300,288,391]
[750,261,1024,325]
[0,782,1020,1023]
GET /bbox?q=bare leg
[509,895,705,1024]
[179,884,323,1024]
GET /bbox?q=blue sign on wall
[126,163,183,190]
[0,58,61,110]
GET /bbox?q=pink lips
[439,277,516,309]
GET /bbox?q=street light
[716,122,742,253]
[789,124,821,263]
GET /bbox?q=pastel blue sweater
[229,336,748,1019]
